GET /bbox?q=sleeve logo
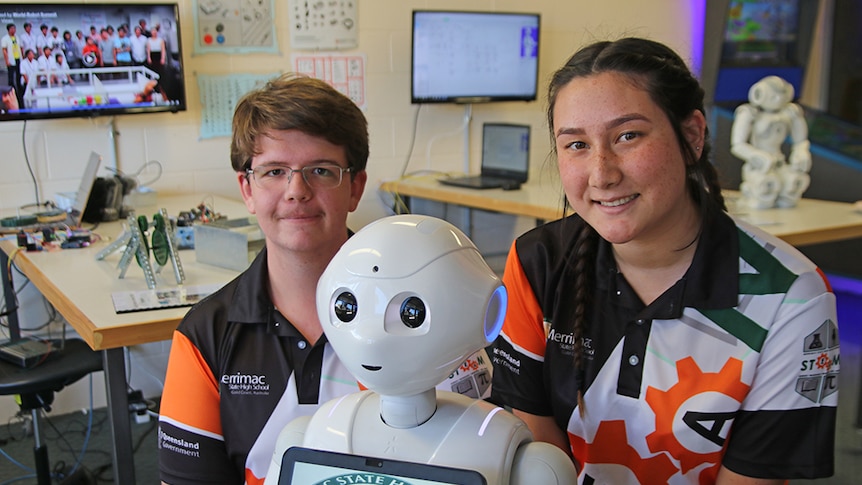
[796,319,839,403]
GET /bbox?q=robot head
[748,75,794,112]
[317,215,506,397]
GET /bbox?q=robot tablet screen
[279,446,487,485]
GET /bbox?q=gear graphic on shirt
[645,357,750,478]
[570,420,678,483]
[815,352,832,370]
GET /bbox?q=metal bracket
[95,209,184,289]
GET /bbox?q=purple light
[690,0,707,77]
[829,273,862,296]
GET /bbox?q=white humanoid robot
[263,214,577,485]
[730,75,812,209]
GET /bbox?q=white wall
[0,0,699,421]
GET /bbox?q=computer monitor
[410,10,540,104]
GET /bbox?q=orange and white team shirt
[491,211,838,484]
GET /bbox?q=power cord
[399,104,422,178]
[21,120,41,207]
[0,375,96,484]
[133,160,163,188]
[105,159,164,193]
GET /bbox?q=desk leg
[395,194,411,215]
[103,348,136,484]
[1,248,21,340]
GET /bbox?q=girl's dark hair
[546,38,726,411]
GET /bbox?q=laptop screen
[70,151,103,226]
[279,447,487,485]
[481,123,530,181]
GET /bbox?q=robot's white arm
[730,104,781,172]
[784,102,809,145]
[510,440,579,485]
[262,415,311,484]
[784,103,812,172]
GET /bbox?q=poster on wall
[192,0,278,54]
[291,53,366,109]
[197,73,279,139]
[288,0,358,50]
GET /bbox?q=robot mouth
[361,364,382,371]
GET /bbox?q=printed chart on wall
[288,0,358,50]
[292,53,366,109]
[197,73,279,139]
[193,0,278,53]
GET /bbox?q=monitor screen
[411,10,540,104]
[0,2,186,121]
[721,0,800,65]
[826,0,862,126]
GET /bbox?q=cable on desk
[399,104,422,179]
[383,188,411,215]
[135,160,163,188]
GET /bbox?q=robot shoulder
[781,102,804,118]
[733,103,759,120]
[302,390,378,448]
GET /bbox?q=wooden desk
[381,173,569,223]
[380,174,862,247]
[0,194,248,484]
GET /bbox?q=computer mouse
[501,183,521,191]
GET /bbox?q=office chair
[0,339,103,484]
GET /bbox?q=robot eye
[399,296,426,328]
[334,291,357,323]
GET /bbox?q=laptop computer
[0,152,100,231]
[278,446,487,485]
[439,123,530,190]
[53,151,102,227]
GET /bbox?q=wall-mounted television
[0,2,186,121]
[411,10,540,104]
[721,0,801,66]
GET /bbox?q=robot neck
[379,389,437,428]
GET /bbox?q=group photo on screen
[0,2,186,120]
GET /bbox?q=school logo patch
[796,319,839,403]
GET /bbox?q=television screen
[826,0,862,126]
[0,2,186,121]
[411,10,540,104]
[721,0,800,65]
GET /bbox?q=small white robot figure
[730,75,811,209]
[263,214,577,484]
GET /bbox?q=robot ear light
[484,285,507,342]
